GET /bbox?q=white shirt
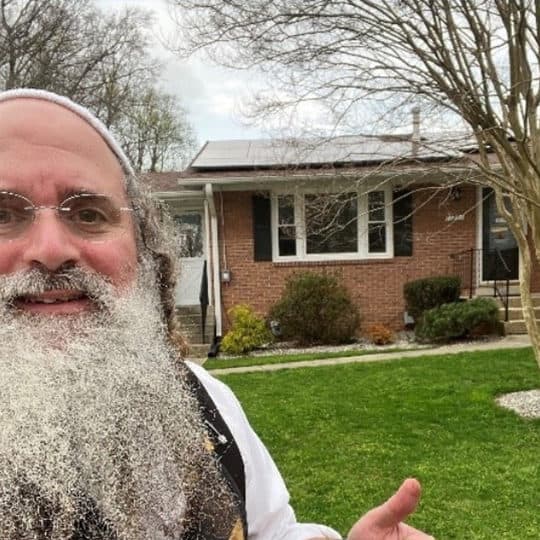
[188,362,342,540]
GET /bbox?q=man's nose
[20,210,81,271]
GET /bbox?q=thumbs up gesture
[346,479,434,540]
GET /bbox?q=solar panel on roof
[190,134,465,169]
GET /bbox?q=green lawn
[218,347,540,539]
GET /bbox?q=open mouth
[19,293,87,304]
[12,290,92,313]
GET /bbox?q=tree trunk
[516,235,540,368]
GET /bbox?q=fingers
[369,478,422,529]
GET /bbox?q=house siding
[216,185,477,334]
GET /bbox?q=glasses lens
[60,194,130,241]
[0,192,33,240]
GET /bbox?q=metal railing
[449,247,518,321]
[199,260,209,342]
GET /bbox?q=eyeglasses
[0,191,134,243]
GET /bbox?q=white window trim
[271,185,394,262]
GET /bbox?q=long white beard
[0,264,236,539]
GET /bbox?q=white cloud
[95,0,268,142]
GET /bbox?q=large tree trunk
[495,189,540,367]
[517,243,540,368]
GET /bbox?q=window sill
[273,258,394,267]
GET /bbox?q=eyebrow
[57,187,100,200]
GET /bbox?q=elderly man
[0,89,434,539]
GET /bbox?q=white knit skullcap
[0,88,135,178]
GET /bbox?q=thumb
[368,478,422,528]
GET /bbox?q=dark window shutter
[393,190,413,256]
[252,194,272,261]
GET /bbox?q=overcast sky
[97,0,269,144]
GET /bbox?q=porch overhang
[176,165,478,192]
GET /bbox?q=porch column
[204,183,223,338]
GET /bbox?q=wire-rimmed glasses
[0,191,134,243]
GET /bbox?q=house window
[368,191,386,253]
[272,187,392,261]
[305,193,357,254]
[277,195,296,256]
[174,212,203,258]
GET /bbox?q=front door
[481,188,518,281]
[174,210,206,306]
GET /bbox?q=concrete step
[504,320,529,335]
[175,305,214,345]
[180,327,213,344]
[178,318,214,333]
[186,343,211,358]
[476,292,540,309]
[476,284,521,297]
[175,305,206,316]
[176,307,214,325]
[502,306,540,321]
[506,294,540,308]
[472,292,540,334]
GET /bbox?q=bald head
[0,98,125,191]
[0,88,133,175]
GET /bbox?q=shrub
[415,297,499,343]
[269,272,359,345]
[366,324,395,345]
[221,304,273,355]
[404,276,461,321]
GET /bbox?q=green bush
[415,297,500,343]
[269,272,359,345]
[221,304,273,355]
[404,276,461,321]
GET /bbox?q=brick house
[145,133,526,354]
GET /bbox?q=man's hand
[346,478,434,540]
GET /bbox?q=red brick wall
[216,186,487,334]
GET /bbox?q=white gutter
[153,190,205,200]
[204,183,223,338]
[177,165,473,189]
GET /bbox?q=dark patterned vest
[181,365,247,540]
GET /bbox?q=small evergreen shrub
[366,324,395,346]
[404,276,461,321]
[221,304,273,355]
[415,297,499,343]
[269,272,359,345]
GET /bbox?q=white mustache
[0,267,114,307]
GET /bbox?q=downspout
[204,183,223,355]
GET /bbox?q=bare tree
[169,0,540,366]
[116,85,197,172]
[0,0,196,171]
[0,1,154,98]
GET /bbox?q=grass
[204,346,420,370]
[218,347,540,539]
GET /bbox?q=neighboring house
[144,131,533,354]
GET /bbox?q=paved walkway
[206,334,532,375]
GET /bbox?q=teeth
[23,295,84,304]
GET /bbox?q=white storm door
[174,210,206,306]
